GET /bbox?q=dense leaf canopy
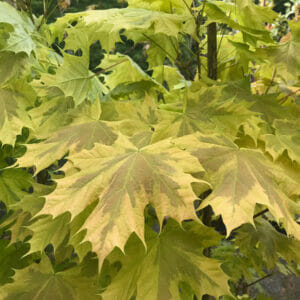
[0,0,299,299]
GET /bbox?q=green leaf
[236,219,300,270]
[27,213,71,254]
[102,220,230,300]
[39,30,107,106]
[0,255,100,300]
[0,240,30,286]
[256,21,300,80]
[0,52,28,84]
[235,0,278,31]
[0,169,34,208]
[205,2,274,45]
[127,0,193,14]
[0,2,36,55]
[261,119,300,163]
[39,136,204,265]
[100,53,161,91]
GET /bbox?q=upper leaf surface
[39,30,107,106]
[40,136,203,264]
[17,100,117,173]
[0,81,35,145]
[261,119,300,164]
[0,2,35,55]
[153,87,262,142]
[102,220,230,300]
[236,219,300,270]
[175,134,300,239]
[0,255,100,300]
[127,0,193,14]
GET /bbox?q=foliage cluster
[0,0,299,299]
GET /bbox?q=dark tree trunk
[207,22,217,80]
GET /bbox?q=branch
[253,208,269,219]
[264,67,277,95]
[247,272,273,288]
[278,88,300,104]
[88,59,128,79]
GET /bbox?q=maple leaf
[0,169,34,209]
[0,80,35,145]
[256,21,300,80]
[236,219,300,270]
[205,2,274,45]
[127,0,193,14]
[27,213,71,254]
[28,94,74,138]
[0,52,28,84]
[39,30,107,106]
[0,255,101,300]
[100,53,161,91]
[0,239,30,286]
[102,220,231,300]
[39,136,204,265]
[152,87,262,142]
[235,0,278,31]
[101,95,159,144]
[174,133,300,239]
[211,242,256,281]
[261,119,300,164]
[50,8,190,68]
[17,100,118,173]
[51,8,187,50]
[0,2,36,55]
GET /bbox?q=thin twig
[88,59,128,79]
[264,67,277,95]
[196,0,207,79]
[247,273,273,288]
[217,12,231,57]
[278,88,300,105]
[253,208,269,219]
[182,0,197,20]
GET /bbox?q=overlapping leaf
[17,100,117,173]
[174,133,300,239]
[0,2,36,55]
[262,119,300,163]
[0,255,100,300]
[236,219,300,270]
[152,87,262,142]
[102,220,230,300]
[256,21,300,80]
[127,0,193,14]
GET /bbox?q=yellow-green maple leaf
[102,220,230,300]
[174,133,300,239]
[0,2,36,55]
[39,136,204,265]
[152,87,262,142]
[39,30,107,106]
[127,0,193,14]
[17,100,117,174]
[256,21,300,80]
[0,80,35,145]
[262,119,300,164]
